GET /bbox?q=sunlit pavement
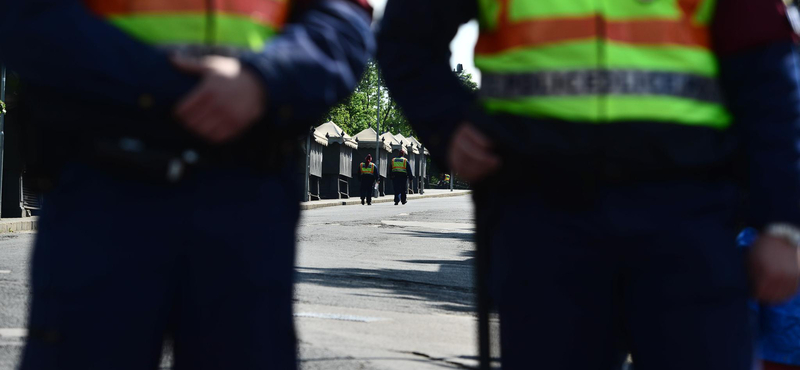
[0,195,479,370]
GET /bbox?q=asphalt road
[0,194,478,369]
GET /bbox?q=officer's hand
[750,235,800,303]
[173,56,267,144]
[448,123,501,182]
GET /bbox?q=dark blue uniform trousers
[21,163,299,370]
[360,175,375,204]
[477,180,752,370]
[392,175,408,204]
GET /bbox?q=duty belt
[480,70,723,103]
[93,137,200,183]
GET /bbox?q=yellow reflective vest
[391,157,408,173]
[360,162,376,175]
[84,0,290,52]
[475,0,730,128]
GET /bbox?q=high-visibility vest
[360,162,376,175]
[475,0,730,128]
[444,174,451,182]
[84,0,290,52]
[391,158,408,173]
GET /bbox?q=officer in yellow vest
[379,0,800,369]
[0,0,373,368]
[359,154,377,205]
[390,149,413,205]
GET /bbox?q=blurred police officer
[390,149,413,205]
[0,0,373,368]
[379,0,800,369]
[359,154,377,205]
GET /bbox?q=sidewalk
[300,189,471,210]
[0,191,471,232]
[0,217,37,235]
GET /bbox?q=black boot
[361,198,365,205]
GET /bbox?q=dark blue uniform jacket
[377,0,800,229]
[0,0,374,169]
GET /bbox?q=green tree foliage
[455,68,479,92]
[326,60,416,138]
[326,60,400,136]
[326,61,479,139]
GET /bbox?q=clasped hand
[172,56,267,144]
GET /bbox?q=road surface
[0,195,479,369]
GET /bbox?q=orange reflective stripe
[606,20,708,48]
[476,16,709,55]
[85,0,288,27]
[477,17,595,55]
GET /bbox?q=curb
[0,217,38,234]
[300,191,472,210]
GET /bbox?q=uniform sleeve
[0,0,196,112]
[715,0,800,228]
[376,0,477,170]
[239,0,375,131]
[713,0,795,55]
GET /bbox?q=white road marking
[0,270,11,274]
[0,328,27,338]
[398,213,409,216]
[294,312,385,323]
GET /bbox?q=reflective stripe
[85,0,288,51]
[507,0,691,21]
[360,163,375,175]
[480,0,712,29]
[475,41,718,77]
[482,96,731,127]
[391,158,407,173]
[474,0,728,127]
[107,13,278,50]
[86,0,288,28]
[480,70,723,104]
[476,15,709,55]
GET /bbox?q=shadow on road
[300,356,466,369]
[392,229,474,242]
[296,247,475,314]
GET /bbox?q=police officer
[359,154,377,205]
[378,0,800,369]
[390,149,413,205]
[0,0,373,368]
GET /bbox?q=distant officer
[0,0,373,369]
[443,174,451,187]
[390,149,413,205]
[379,0,800,369]
[359,154,377,205]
